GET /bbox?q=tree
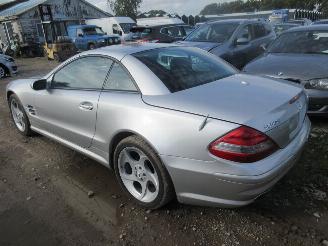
[199,0,327,15]
[109,0,142,20]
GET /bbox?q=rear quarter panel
[92,91,239,162]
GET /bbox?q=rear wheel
[88,43,96,50]
[53,52,60,62]
[114,136,174,209]
[0,66,6,78]
[9,94,33,136]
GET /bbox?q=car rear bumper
[162,116,311,207]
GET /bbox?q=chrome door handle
[79,102,93,111]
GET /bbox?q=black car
[176,19,276,69]
[127,24,192,43]
[243,25,328,116]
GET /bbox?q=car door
[33,56,113,148]
[74,28,84,50]
[92,62,139,153]
[230,24,253,69]
[249,23,271,60]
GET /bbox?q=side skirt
[30,126,110,168]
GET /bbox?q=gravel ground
[0,58,327,246]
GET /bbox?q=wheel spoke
[139,181,147,199]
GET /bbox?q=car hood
[244,53,328,81]
[175,41,222,51]
[143,74,306,147]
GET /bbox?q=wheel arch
[6,90,15,102]
[0,63,9,76]
[108,130,163,170]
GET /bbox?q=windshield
[182,25,194,36]
[269,30,328,54]
[133,47,236,93]
[120,23,136,33]
[83,27,104,35]
[185,22,239,43]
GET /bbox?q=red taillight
[209,126,278,163]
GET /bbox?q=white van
[86,17,136,41]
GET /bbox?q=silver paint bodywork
[6,43,311,207]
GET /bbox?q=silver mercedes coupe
[6,43,311,209]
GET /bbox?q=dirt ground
[0,57,327,246]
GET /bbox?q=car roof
[284,24,328,33]
[84,43,179,60]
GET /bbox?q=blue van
[67,25,121,51]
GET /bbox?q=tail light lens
[209,126,278,163]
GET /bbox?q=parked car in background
[67,25,121,51]
[244,25,328,116]
[127,24,191,43]
[137,17,184,26]
[0,54,17,78]
[287,18,312,26]
[273,23,300,36]
[6,43,310,209]
[86,17,136,41]
[177,19,276,69]
[313,19,328,25]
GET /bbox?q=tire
[113,135,174,209]
[88,43,96,50]
[9,94,33,136]
[0,65,6,78]
[53,53,60,62]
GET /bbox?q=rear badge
[264,120,280,131]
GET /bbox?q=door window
[52,56,113,89]
[104,62,137,91]
[76,28,83,37]
[236,25,252,41]
[253,24,267,39]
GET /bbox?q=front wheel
[114,136,174,209]
[9,94,33,136]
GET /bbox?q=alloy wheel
[118,147,159,203]
[10,98,25,132]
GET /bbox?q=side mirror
[236,37,249,46]
[32,79,47,90]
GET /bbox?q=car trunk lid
[142,74,307,148]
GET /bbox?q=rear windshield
[269,30,328,54]
[133,47,236,93]
[185,22,239,43]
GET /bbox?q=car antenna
[199,114,210,131]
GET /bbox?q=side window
[264,24,273,35]
[237,25,252,41]
[76,28,83,37]
[104,62,137,91]
[52,57,113,89]
[253,24,266,39]
[113,24,119,34]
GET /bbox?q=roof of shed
[0,0,111,20]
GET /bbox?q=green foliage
[200,0,328,15]
[109,0,142,20]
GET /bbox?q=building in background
[0,0,111,48]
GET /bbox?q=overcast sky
[87,0,224,15]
